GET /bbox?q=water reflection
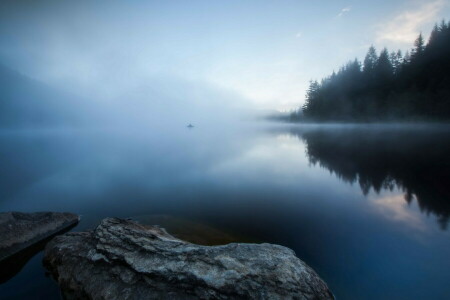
[286,125,450,229]
[370,194,431,234]
[131,215,258,245]
[0,223,77,284]
[1,125,449,299]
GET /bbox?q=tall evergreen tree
[403,51,411,64]
[439,19,448,31]
[376,48,393,79]
[411,33,425,59]
[363,46,378,73]
[389,50,403,74]
[429,24,440,44]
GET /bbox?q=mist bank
[0,64,101,128]
[289,20,450,123]
[0,63,251,129]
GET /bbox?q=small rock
[0,211,79,262]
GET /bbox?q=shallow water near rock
[0,123,449,299]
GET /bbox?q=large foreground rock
[44,218,333,299]
[0,211,79,262]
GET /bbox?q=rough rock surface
[0,211,79,261]
[44,218,333,299]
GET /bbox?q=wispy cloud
[295,31,303,38]
[337,6,351,17]
[376,0,446,45]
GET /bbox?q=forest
[293,20,450,122]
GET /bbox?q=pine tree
[363,46,378,73]
[403,51,411,64]
[429,24,440,44]
[302,80,321,116]
[439,20,448,31]
[411,33,425,59]
[389,50,403,74]
[376,48,393,78]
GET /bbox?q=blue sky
[1,0,449,110]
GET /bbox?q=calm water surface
[0,123,449,299]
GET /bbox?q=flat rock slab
[0,212,79,261]
[44,218,333,299]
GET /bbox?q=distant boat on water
[187,124,194,128]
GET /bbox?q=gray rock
[0,211,79,262]
[44,218,333,299]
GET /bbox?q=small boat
[187,124,194,128]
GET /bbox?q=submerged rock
[0,211,79,262]
[44,218,333,299]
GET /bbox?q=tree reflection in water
[286,125,450,230]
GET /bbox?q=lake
[0,123,449,299]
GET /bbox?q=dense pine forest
[293,20,450,122]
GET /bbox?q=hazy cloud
[376,0,446,45]
[337,6,351,17]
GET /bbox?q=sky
[0,0,449,111]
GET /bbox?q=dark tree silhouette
[363,46,378,74]
[299,20,450,121]
[411,33,425,59]
[389,50,403,74]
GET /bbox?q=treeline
[294,20,450,121]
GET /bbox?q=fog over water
[1,1,450,300]
[0,123,449,299]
